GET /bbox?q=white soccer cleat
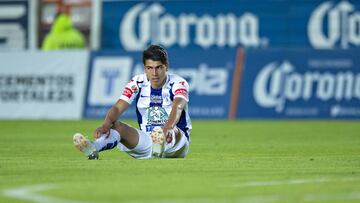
[151,126,165,158]
[73,133,98,160]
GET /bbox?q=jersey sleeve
[119,77,140,104]
[172,79,190,102]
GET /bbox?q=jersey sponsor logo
[308,1,360,49]
[150,95,162,104]
[120,3,266,51]
[253,60,360,113]
[122,87,133,98]
[174,88,188,98]
[147,106,168,126]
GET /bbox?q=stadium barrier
[237,48,360,119]
[0,49,359,120]
[1,1,360,120]
[84,48,236,119]
[100,0,360,50]
[0,0,37,50]
[0,51,89,119]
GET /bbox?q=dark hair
[142,45,169,65]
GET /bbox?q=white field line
[3,181,360,203]
[229,177,360,188]
[304,192,360,202]
[121,195,282,203]
[3,184,87,203]
[121,192,360,203]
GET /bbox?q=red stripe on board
[229,48,245,120]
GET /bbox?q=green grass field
[0,120,359,203]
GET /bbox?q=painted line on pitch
[121,192,360,203]
[304,192,360,202]
[3,184,88,203]
[122,195,282,203]
[228,177,360,188]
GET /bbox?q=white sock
[94,129,121,152]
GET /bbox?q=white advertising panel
[88,56,133,105]
[0,51,88,119]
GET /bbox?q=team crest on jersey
[147,106,168,125]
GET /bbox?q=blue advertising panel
[0,0,29,50]
[84,48,236,119]
[237,48,360,119]
[101,0,360,51]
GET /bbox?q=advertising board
[0,0,30,50]
[84,48,237,119]
[101,0,360,50]
[0,51,88,119]
[237,48,360,119]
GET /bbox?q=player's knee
[111,121,128,132]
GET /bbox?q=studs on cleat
[87,151,99,160]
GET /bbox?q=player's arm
[163,97,187,131]
[94,77,139,138]
[94,99,129,138]
[163,79,189,139]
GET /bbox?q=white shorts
[117,129,190,159]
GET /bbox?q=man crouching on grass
[73,45,192,159]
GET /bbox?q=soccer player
[73,45,192,159]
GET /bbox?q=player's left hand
[162,125,174,144]
[94,123,111,139]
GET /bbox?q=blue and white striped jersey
[120,73,192,140]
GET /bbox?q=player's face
[144,59,168,89]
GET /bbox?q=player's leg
[114,121,152,159]
[110,121,139,149]
[151,126,190,158]
[93,129,121,152]
[73,128,121,159]
[73,121,140,159]
[92,121,140,154]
